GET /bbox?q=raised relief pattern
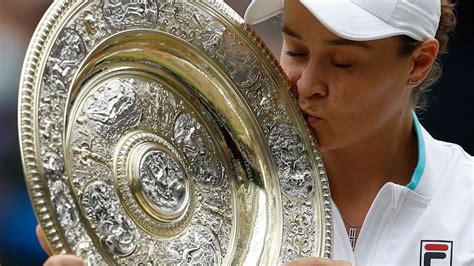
[280,200,316,262]
[102,0,158,30]
[269,123,314,200]
[86,80,142,140]
[30,0,324,262]
[167,226,221,265]
[82,180,137,256]
[174,113,222,186]
[139,150,187,213]
[157,2,209,43]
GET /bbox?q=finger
[333,260,353,266]
[36,224,53,256]
[283,257,327,265]
[43,254,86,266]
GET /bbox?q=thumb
[36,224,53,256]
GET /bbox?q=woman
[38,0,473,265]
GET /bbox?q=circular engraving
[138,150,187,216]
[114,131,195,236]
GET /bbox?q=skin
[36,225,86,265]
[281,1,438,264]
[36,1,440,265]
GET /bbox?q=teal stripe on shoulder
[406,111,426,190]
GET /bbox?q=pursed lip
[300,108,322,122]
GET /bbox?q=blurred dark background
[0,0,472,265]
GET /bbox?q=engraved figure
[139,150,186,212]
[269,123,314,199]
[76,8,108,47]
[82,180,137,256]
[47,29,86,85]
[49,179,79,230]
[174,114,205,159]
[102,0,158,30]
[174,113,222,185]
[86,81,142,140]
[43,152,65,176]
[201,22,226,53]
[168,226,221,265]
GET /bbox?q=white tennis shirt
[331,115,474,266]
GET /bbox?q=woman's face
[281,1,414,152]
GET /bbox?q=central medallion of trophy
[122,133,190,224]
[113,127,196,237]
[138,149,187,216]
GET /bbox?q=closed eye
[332,62,352,69]
[285,50,308,57]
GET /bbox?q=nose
[293,62,328,99]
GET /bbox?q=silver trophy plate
[18,0,332,264]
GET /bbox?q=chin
[311,129,330,153]
[313,133,341,153]
[316,141,331,153]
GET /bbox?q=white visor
[244,0,441,42]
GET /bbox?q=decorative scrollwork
[269,123,314,200]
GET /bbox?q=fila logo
[420,240,453,266]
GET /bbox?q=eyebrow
[324,39,374,50]
[283,25,374,50]
[282,25,302,39]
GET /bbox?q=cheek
[332,76,407,135]
[335,66,404,109]
[368,69,409,109]
[280,55,304,86]
[280,57,297,82]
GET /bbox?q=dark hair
[398,0,457,112]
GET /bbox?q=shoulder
[423,127,473,175]
[429,135,473,174]
[416,126,473,199]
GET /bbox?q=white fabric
[244,0,441,41]
[244,0,283,25]
[332,125,474,265]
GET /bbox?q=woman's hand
[36,224,86,266]
[284,257,352,265]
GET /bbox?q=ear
[407,39,440,87]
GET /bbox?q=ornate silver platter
[18,0,332,264]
